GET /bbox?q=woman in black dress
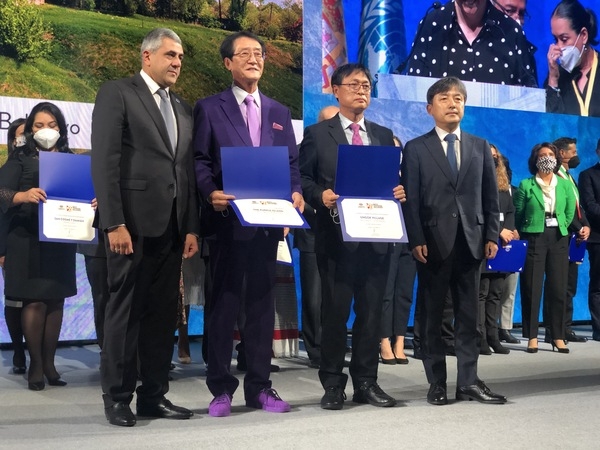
[0,102,76,390]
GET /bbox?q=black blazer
[299,113,395,256]
[579,162,600,244]
[91,72,199,238]
[401,128,500,262]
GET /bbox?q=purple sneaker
[208,393,232,417]
[247,388,291,413]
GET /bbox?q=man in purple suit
[193,31,304,417]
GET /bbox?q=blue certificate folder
[38,152,97,244]
[334,144,407,243]
[569,234,586,263]
[221,146,308,228]
[486,240,528,272]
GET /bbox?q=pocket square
[272,122,283,130]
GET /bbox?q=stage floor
[1,327,599,449]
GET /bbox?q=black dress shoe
[352,382,396,407]
[320,386,346,410]
[28,381,45,391]
[498,329,520,344]
[479,341,492,355]
[565,331,588,343]
[12,366,27,375]
[488,340,510,354]
[137,398,193,419]
[476,380,507,402]
[105,402,136,427]
[47,377,67,386]
[593,333,600,342]
[427,382,448,405]
[308,360,320,369]
[456,382,507,404]
[413,346,423,360]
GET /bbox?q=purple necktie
[349,123,364,145]
[244,95,261,147]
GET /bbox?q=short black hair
[330,63,373,87]
[553,136,577,152]
[527,142,561,175]
[23,102,70,155]
[426,76,468,104]
[220,31,266,60]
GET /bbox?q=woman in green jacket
[514,143,575,354]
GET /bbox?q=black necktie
[445,133,458,179]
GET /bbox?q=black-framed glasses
[232,50,266,61]
[490,0,529,25]
[338,83,373,93]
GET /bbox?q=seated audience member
[0,102,77,390]
[478,144,516,355]
[403,0,537,87]
[1,118,27,374]
[543,137,589,344]
[546,0,600,117]
[578,138,600,342]
[514,143,574,354]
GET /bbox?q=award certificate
[42,199,96,242]
[337,198,407,242]
[231,199,305,227]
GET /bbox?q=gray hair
[140,28,182,63]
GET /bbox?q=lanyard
[573,50,598,117]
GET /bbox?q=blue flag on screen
[358,0,406,81]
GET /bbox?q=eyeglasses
[338,83,373,93]
[490,0,529,25]
[232,51,266,61]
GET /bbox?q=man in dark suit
[300,63,405,410]
[578,139,600,342]
[545,137,589,343]
[91,28,199,427]
[401,76,506,405]
[193,31,304,417]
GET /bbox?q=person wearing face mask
[542,137,590,344]
[514,143,575,354]
[1,118,27,374]
[546,0,600,117]
[0,102,77,390]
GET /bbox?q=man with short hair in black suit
[300,63,405,410]
[401,76,506,405]
[92,27,200,427]
[578,138,600,342]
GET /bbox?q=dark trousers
[381,243,416,338]
[587,243,600,336]
[317,243,389,390]
[206,231,278,400]
[413,290,455,349]
[478,273,507,343]
[101,213,182,408]
[417,230,481,387]
[543,260,578,338]
[299,250,322,364]
[520,227,568,340]
[84,255,109,349]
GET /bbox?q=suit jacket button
[452,213,457,218]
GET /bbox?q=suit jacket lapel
[132,73,174,157]
[365,120,380,145]
[457,133,473,186]
[219,88,253,147]
[260,93,273,146]
[423,129,456,184]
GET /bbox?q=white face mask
[14,135,26,147]
[558,33,583,73]
[33,128,60,150]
